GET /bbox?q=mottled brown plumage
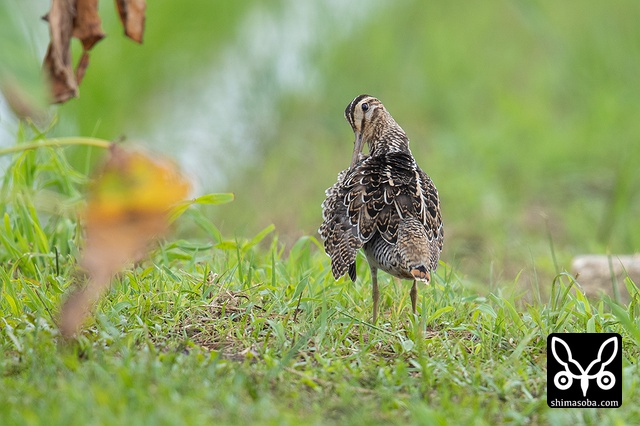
[319,94,443,322]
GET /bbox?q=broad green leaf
[607,298,640,345]
[168,193,234,223]
[624,277,639,299]
[243,224,275,252]
[474,303,497,319]
[428,305,454,323]
[192,193,234,205]
[216,241,238,251]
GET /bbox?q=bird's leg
[370,264,379,324]
[410,280,418,315]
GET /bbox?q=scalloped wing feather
[320,151,443,280]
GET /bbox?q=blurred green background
[2,0,640,290]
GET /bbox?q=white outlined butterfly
[551,336,618,397]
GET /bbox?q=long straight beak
[350,132,364,168]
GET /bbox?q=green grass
[1,132,639,425]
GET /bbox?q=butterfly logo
[551,336,618,397]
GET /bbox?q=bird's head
[344,94,397,168]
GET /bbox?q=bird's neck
[367,121,410,157]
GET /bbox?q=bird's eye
[361,103,369,112]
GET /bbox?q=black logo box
[547,333,622,408]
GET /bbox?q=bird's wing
[414,166,444,267]
[319,168,364,281]
[384,158,444,274]
[344,154,409,244]
[320,152,443,279]
[348,152,442,243]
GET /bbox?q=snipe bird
[319,94,443,323]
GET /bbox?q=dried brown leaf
[73,0,105,50]
[42,0,105,103]
[59,283,98,339]
[75,51,90,85]
[42,0,146,103]
[42,0,77,103]
[115,0,147,43]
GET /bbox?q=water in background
[147,0,384,192]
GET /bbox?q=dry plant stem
[59,276,109,339]
[0,137,112,157]
[59,214,169,338]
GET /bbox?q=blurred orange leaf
[85,146,191,222]
[59,145,190,338]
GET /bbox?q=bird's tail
[398,217,434,283]
[410,264,430,283]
